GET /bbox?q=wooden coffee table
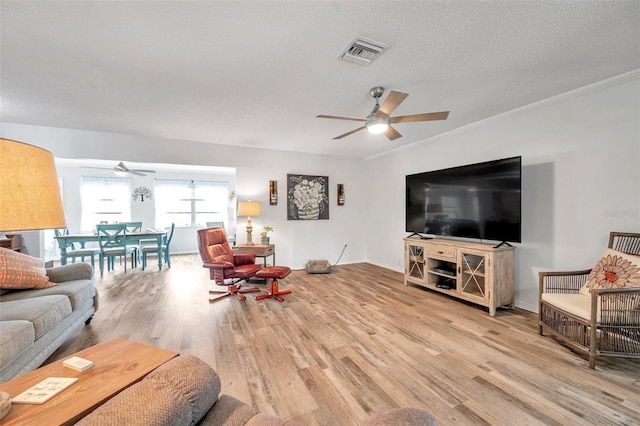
[0,337,178,425]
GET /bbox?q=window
[154,179,228,228]
[45,177,64,260]
[80,176,131,232]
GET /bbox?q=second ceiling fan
[112,162,156,176]
[82,161,156,176]
[316,86,449,141]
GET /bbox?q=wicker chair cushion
[541,292,595,321]
[579,248,640,295]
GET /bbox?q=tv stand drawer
[427,245,456,260]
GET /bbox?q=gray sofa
[0,263,98,383]
[77,355,438,425]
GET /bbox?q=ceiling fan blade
[129,170,146,176]
[317,114,366,122]
[132,169,156,173]
[391,111,449,123]
[333,126,366,140]
[377,90,409,117]
[80,166,112,170]
[384,126,402,141]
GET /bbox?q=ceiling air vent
[338,36,390,66]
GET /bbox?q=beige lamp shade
[237,200,261,217]
[0,138,67,232]
[237,200,261,245]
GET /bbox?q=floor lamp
[0,138,67,236]
[237,201,261,245]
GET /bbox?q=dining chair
[123,222,143,232]
[123,221,143,262]
[206,221,235,245]
[96,223,137,276]
[141,223,175,271]
[55,228,100,268]
[54,228,75,250]
[206,221,225,231]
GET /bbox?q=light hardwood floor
[47,255,640,425]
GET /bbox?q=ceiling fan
[316,86,449,141]
[82,162,156,176]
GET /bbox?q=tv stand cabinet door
[404,241,426,285]
[457,247,514,316]
[457,249,489,304]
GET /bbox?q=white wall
[0,123,368,269]
[2,73,638,311]
[365,74,640,311]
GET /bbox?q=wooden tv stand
[404,237,515,316]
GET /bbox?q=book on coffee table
[11,377,78,405]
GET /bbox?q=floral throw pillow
[0,247,55,289]
[581,248,640,294]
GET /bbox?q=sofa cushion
[199,395,260,425]
[46,262,94,283]
[0,321,35,369]
[0,279,95,311]
[76,355,220,426]
[0,295,71,339]
[197,394,303,426]
[0,248,54,290]
[580,248,640,295]
[145,355,220,424]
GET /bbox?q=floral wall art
[287,174,329,220]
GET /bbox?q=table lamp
[0,138,67,233]
[237,200,261,245]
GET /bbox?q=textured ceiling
[1,1,639,159]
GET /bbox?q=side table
[233,243,275,266]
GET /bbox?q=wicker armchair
[539,232,640,368]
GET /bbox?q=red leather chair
[197,228,263,302]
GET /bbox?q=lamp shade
[0,138,66,232]
[237,201,261,217]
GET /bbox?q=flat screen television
[405,156,521,243]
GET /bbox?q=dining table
[54,230,167,270]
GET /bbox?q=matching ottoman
[255,266,292,302]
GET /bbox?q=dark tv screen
[405,156,521,243]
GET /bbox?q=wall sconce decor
[269,180,278,205]
[337,184,345,206]
[132,186,152,202]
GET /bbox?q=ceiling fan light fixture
[114,162,128,175]
[366,116,389,134]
